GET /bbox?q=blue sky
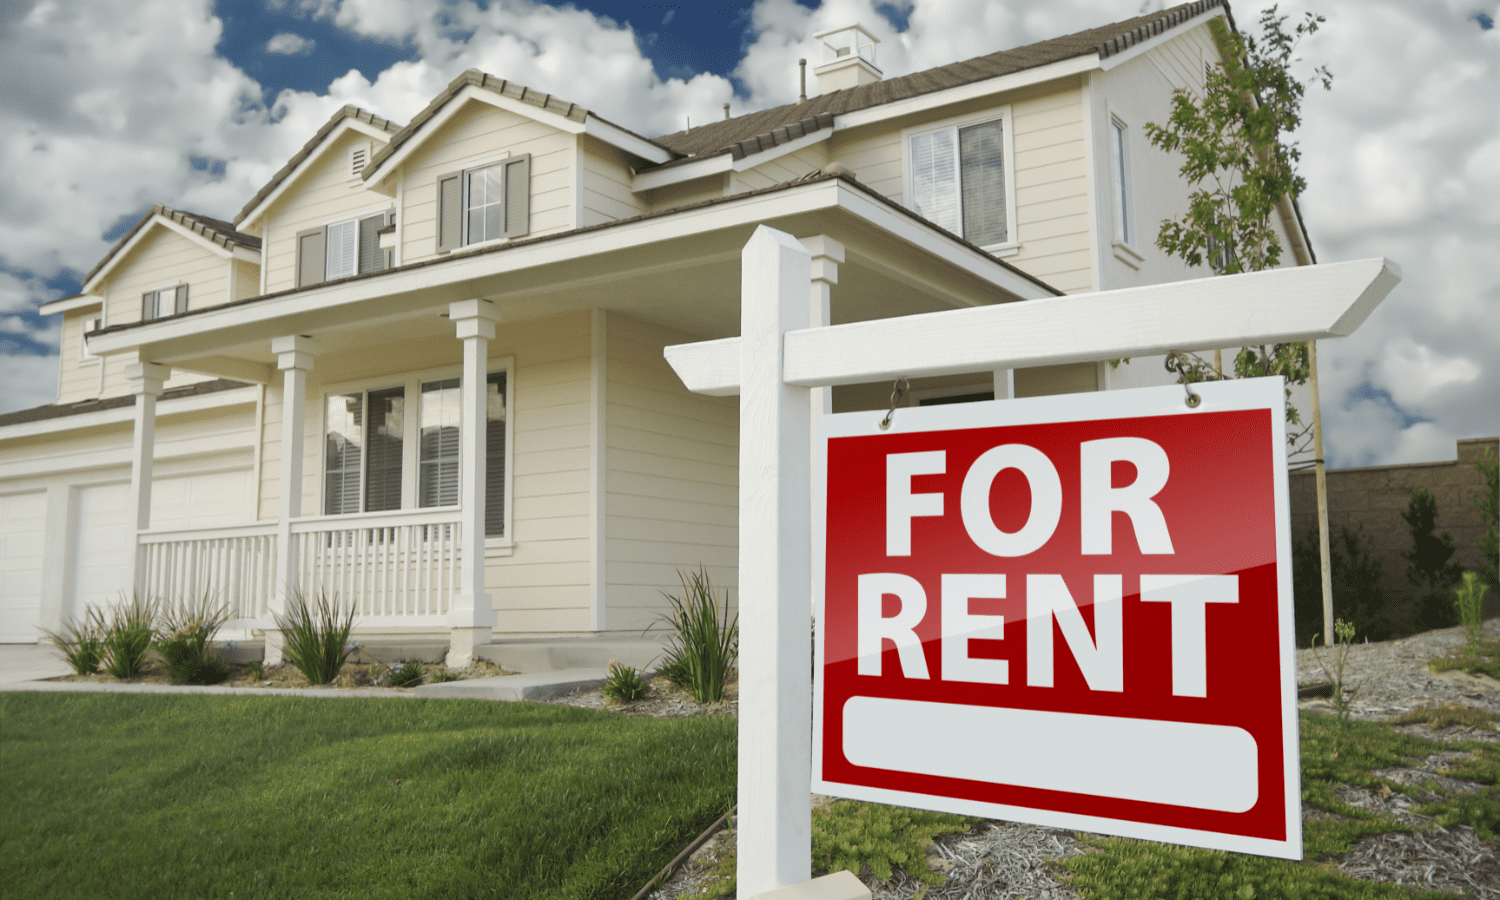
[1,0,1496,468]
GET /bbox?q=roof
[0,379,249,430]
[651,0,1230,163]
[363,69,651,181]
[233,105,401,226]
[82,206,262,288]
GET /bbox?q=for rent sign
[813,377,1302,859]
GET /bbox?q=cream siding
[397,102,576,265]
[604,314,737,632]
[580,136,649,226]
[644,176,727,213]
[254,312,593,634]
[1009,88,1093,293]
[828,124,903,201]
[260,129,394,296]
[232,258,260,303]
[56,308,104,405]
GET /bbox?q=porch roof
[87,172,1062,383]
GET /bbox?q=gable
[97,224,230,326]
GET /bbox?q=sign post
[665,225,1399,896]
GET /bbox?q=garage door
[0,491,47,643]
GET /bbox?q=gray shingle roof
[233,105,401,226]
[0,379,249,430]
[651,0,1229,163]
[82,206,262,288]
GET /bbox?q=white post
[267,335,319,665]
[738,226,814,896]
[123,362,169,598]
[802,237,842,630]
[993,368,1015,400]
[447,299,501,667]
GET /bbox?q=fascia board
[730,127,833,172]
[1098,7,1229,71]
[38,294,103,316]
[366,86,586,189]
[0,428,254,481]
[238,119,369,230]
[90,179,1049,354]
[834,55,1101,133]
[81,217,233,294]
[0,385,259,443]
[584,115,672,164]
[631,154,733,192]
[230,246,261,264]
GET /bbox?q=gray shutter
[503,154,530,239]
[174,284,189,314]
[142,292,154,321]
[296,228,326,288]
[358,213,386,274]
[436,171,462,252]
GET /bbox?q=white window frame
[1108,112,1143,269]
[459,150,512,251]
[142,281,186,321]
[328,202,394,280]
[903,106,1019,257]
[79,315,102,362]
[317,357,516,553]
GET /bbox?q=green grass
[1,693,736,900]
[1429,636,1500,679]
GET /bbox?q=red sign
[812,378,1302,859]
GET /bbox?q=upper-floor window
[142,284,187,321]
[907,112,1015,251]
[297,210,390,288]
[322,366,511,538]
[435,154,531,252]
[1110,117,1134,247]
[80,316,101,360]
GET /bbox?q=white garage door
[0,491,46,643]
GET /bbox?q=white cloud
[266,32,316,56]
[0,351,59,413]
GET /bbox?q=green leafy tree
[1402,488,1462,630]
[1144,6,1331,449]
[1477,447,1499,588]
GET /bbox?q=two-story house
[0,0,1314,666]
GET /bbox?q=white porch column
[447,298,501,667]
[737,227,814,895]
[801,237,842,627]
[123,362,169,598]
[993,368,1014,399]
[266,335,319,665]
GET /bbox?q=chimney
[799,58,807,101]
[812,24,882,94]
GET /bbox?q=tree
[1475,447,1498,588]
[1144,5,1332,451]
[1402,487,1463,629]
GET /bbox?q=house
[0,0,1315,666]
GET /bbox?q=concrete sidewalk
[0,643,606,702]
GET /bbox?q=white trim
[837,55,1099,133]
[393,174,405,267]
[584,115,672,164]
[317,201,395,281]
[38,294,102,316]
[1107,111,1136,251]
[730,127,832,173]
[1113,240,1144,269]
[0,385,260,444]
[88,179,1057,359]
[573,135,585,230]
[1098,7,1228,72]
[902,105,1019,252]
[79,316,103,363]
[82,217,233,294]
[632,154,733,192]
[1080,71,1105,292]
[588,307,606,631]
[237,118,394,230]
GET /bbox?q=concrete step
[479,635,667,674]
[412,668,608,702]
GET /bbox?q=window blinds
[325,220,357,280]
[910,130,960,237]
[323,393,363,515]
[485,371,507,536]
[959,120,1007,247]
[364,387,404,512]
[419,378,462,508]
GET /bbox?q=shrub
[1477,447,1498,588]
[1454,570,1489,653]
[42,606,107,675]
[272,591,356,685]
[1402,487,1462,594]
[1293,524,1387,643]
[101,594,159,679]
[387,660,423,688]
[654,566,738,703]
[155,595,230,685]
[601,659,648,702]
[812,800,974,888]
[430,669,461,684]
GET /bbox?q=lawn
[0,693,736,900]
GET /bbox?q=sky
[0,0,1495,469]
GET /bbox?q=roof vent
[350,144,369,179]
[812,24,881,93]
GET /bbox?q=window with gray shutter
[358,213,388,274]
[436,172,462,252]
[173,284,189,315]
[503,154,530,239]
[142,292,154,321]
[297,228,327,288]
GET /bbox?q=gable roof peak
[83,205,261,289]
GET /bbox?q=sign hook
[879,376,910,430]
[1164,352,1202,408]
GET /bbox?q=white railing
[291,509,461,622]
[137,524,278,621]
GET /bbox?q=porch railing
[137,524,278,622]
[291,509,462,623]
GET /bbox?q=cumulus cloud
[266,32,316,56]
[0,350,59,413]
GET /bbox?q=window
[79,316,101,360]
[141,284,187,321]
[1110,118,1133,247]
[435,154,530,252]
[321,367,511,538]
[908,115,1013,249]
[296,210,390,288]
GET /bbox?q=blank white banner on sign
[842,696,1258,813]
